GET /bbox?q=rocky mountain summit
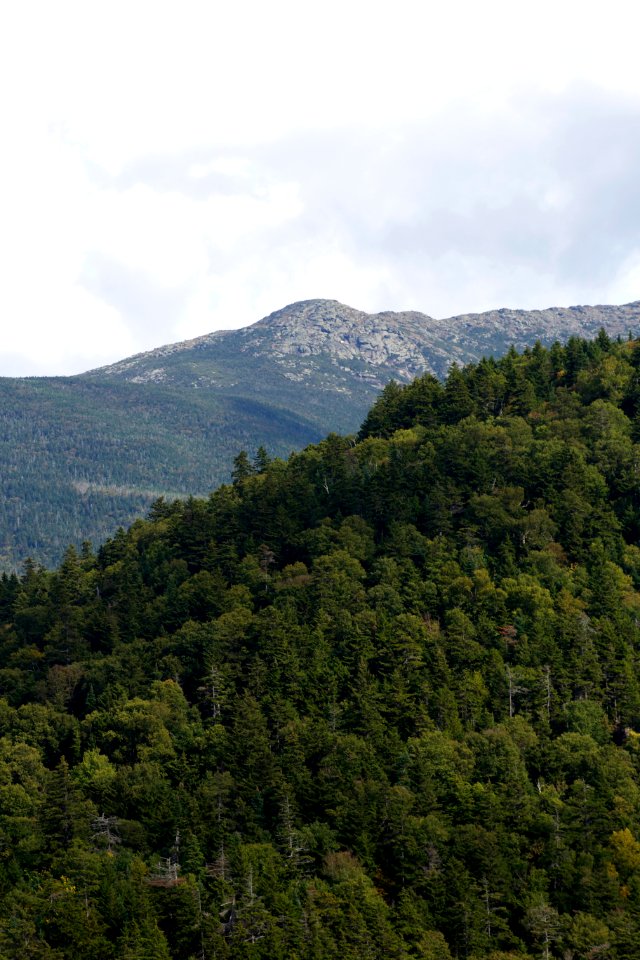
[91,300,442,393]
[249,298,640,371]
[3,296,640,570]
[92,297,640,391]
[241,300,438,381]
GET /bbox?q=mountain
[2,333,640,958]
[2,297,640,570]
[86,296,640,401]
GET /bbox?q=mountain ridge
[2,295,640,570]
[84,296,640,387]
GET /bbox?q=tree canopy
[1,333,640,957]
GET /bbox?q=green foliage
[2,334,640,956]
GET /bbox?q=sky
[2,0,640,376]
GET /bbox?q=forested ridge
[2,332,640,957]
[0,376,323,571]
[4,296,640,573]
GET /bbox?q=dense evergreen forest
[3,332,640,957]
[0,377,323,571]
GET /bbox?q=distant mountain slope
[2,297,640,570]
[85,300,448,436]
[90,297,640,386]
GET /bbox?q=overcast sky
[2,0,640,376]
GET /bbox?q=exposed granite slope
[91,297,640,387]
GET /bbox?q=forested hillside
[2,332,640,957]
[3,297,640,571]
[0,376,323,572]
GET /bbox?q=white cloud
[91,186,209,288]
[1,0,640,373]
[608,251,640,307]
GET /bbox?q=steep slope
[2,334,640,958]
[2,297,640,570]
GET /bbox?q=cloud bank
[1,1,640,374]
